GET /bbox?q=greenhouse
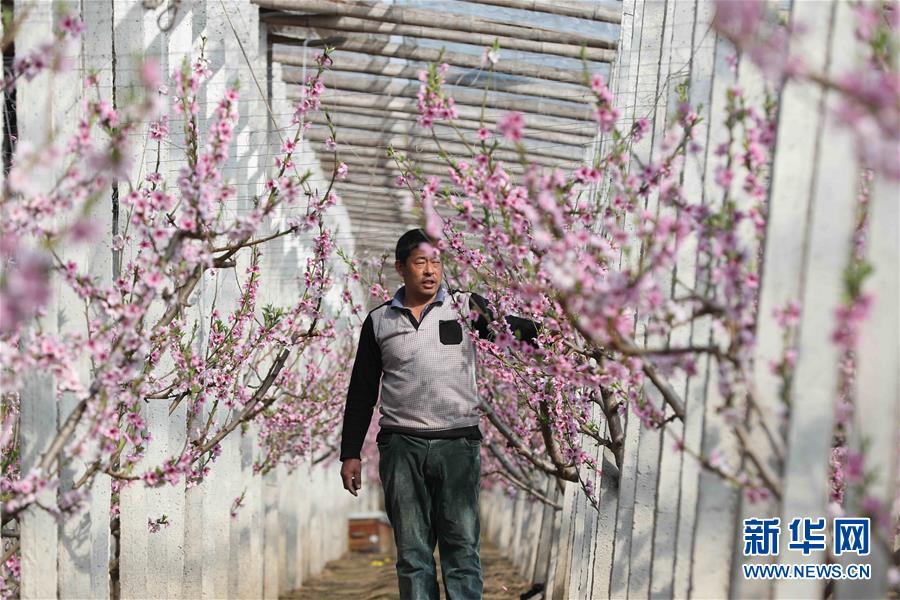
[0,0,897,599]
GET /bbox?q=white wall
[13,1,373,598]
[480,1,898,599]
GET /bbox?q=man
[339,229,538,600]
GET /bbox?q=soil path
[281,540,534,599]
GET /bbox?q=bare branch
[483,470,562,510]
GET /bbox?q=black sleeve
[339,314,382,461]
[469,293,540,347]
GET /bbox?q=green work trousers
[378,432,483,600]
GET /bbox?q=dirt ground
[282,540,534,599]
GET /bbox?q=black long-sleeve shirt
[339,290,538,461]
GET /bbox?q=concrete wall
[480,1,898,599]
[11,1,896,598]
[12,1,375,598]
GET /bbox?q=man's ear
[394,260,404,279]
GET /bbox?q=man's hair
[395,228,433,263]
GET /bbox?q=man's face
[396,246,442,299]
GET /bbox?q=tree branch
[483,469,562,510]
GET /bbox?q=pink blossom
[140,59,162,91]
[714,166,733,188]
[632,118,650,142]
[574,166,601,184]
[497,112,524,142]
[712,0,765,42]
[59,14,86,36]
[595,106,620,133]
[142,471,160,487]
[0,250,51,335]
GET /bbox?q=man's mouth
[423,280,436,287]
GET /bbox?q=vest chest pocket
[438,319,463,345]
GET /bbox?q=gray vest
[370,289,480,431]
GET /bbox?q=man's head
[395,228,442,300]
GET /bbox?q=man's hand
[340,459,362,497]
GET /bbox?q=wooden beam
[320,153,541,178]
[269,32,591,85]
[336,183,503,220]
[255,0,618,45]
[473,0,621,24]
[320,154,542,180]
[262,13,615,61]
[339,194,407,209]
[343,201,473,231]
[343,221,416,237]
[309,88,597,136]
[336,181,399,193]
[285,72,594,121]
[338,172,450,189]
[338,195,407,209]
[327,161,494,184]
[339,214,411,227]
[310,107,590,150]
[334,182,411,197]
[303,124,582,165]
[311,105,592,146]
[342,205,411,220]
[275,49,594,106]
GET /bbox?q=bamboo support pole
[303,124,582,164]
[335,181,405,194]
[324,158,528,184]
[340,220,417,237]
[473,0,621,24]
[320,153,547,179]
[316,109,590,149]
[262,13,615,61]
[337,172,437,189]
[310,89,597,136]
[270,32,588,85]
[276,49,593,106]
[336,193,406,207]
[255,0,618,46]
[339,204,409,220]
[321,146,560,179]
[310,105,592,145]
[285,72,594,121]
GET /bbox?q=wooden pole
[338,203,410,219]
[311,88,597,136]
[319,150,550,177]
[322,157,536,182]
[284,72,594,121]
[275,49,592,106]
[333,182,412,198]
[316,108,591,149]
[473,0,621,24]
[337,172,443,190]
[263,13,616,61]
[311,105,592,146]
[303,125,583,165]
[270,33,590,85]
[319,143,560,176]
[255,0,619,45]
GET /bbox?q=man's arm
[339,314,383,462]
[469,292,540,346]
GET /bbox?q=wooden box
[347,511,394,553]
